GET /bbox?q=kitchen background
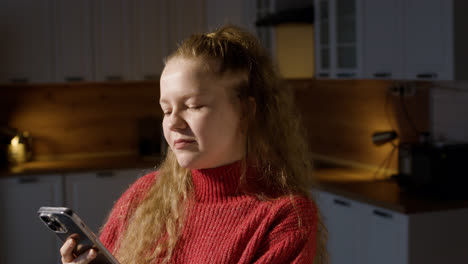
[0,0,467,263]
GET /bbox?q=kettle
[1,128,33,165]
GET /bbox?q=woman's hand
[60,238,97,264]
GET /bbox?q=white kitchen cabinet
[362,0,403,79]
[168,0,205,52]
[54,0,94,82]
[314,0,363,79]
[0,0,54,84]
[361,203,408,264]
[0,174,63,264]
[93,0,133,82]
[65,169,142,233]
[205,0,256,33]
[132,0,170,81]
[314,188,468,264]
[402,0,468,80]
[316,190,362,264]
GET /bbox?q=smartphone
[37,206,120,264]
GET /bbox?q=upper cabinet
[205,0,256,33]
[362,0,403,79]
[93,0,133,82]
[316,0,468,80]
[132,0,170,81]
[1,0,204,84]
[315,0,363,79]
[402,0,457,80]
[0,0,54,84]
[54,0,94,82]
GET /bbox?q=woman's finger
[73,248,97,264]
[60,238,76,263]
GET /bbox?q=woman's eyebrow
[160,92,209,104]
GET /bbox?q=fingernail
[88,249,96,259]
[68,239,75,246]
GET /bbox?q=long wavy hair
[112,25,328,264]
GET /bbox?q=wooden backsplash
[291,79,429,171]
[1,79,429,170]
[1,82,162,160]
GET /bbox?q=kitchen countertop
[2,157,467,214]
[314,167,468,214]
[0,155,160,177]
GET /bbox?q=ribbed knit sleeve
[99,172,157,253]
[250,197,318,264]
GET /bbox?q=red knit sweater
[99,161,317,263]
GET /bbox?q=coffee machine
[396,142,468,198]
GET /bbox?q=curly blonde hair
[113,25,328,264]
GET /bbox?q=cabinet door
[65,169,142,233]
[361,204,408,264]
[205,0,256,32]
[333,0,363,78]
[0,175,63,264]
[314,0,331,78]
[362,0,403,79]
[315,190,362,264]
[133,0,170,81]
[403,0,452,80]
[168,0,205,49]
[54,0,93,82]
[93,0,133,82]
[0,0,54,84]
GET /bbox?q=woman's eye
[189,105,203,110]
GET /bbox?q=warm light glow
[11,135,20,146]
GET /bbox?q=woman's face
[160,57,246,169]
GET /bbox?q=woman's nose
[166,112,187,131]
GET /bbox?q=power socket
[388,82,416,97]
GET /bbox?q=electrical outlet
[388,82,416,97]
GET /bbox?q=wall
[0,82,162,161]
[1,79,431,174]
[431,81,468,142]
[292,79,430,174]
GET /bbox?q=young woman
[60,25,327,264]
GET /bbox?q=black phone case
[37,206,119,264]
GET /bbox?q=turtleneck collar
[190,160,254,203]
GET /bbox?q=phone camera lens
[40,216,51,223]
[47,222,58,231]
[52,220,62,228]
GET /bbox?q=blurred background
[0,0,467,263]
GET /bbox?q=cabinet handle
[65,76,84,82]
[333,199,351,207]
[373,209,393,219]
[336,72,356,78]
[373,72,392,78]
[318,72,329,78]
[144,74,158,81]
[106,75,123,81]
[10,78,29,83]
[416,73,437,79]
[96,171,115,177]
[17,177,38,184]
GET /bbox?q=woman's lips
[173,139,196,149]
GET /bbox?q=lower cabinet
[65,169,142,233]
[0,168,147,264]
[314,189,468,264]
[0,174,63,264]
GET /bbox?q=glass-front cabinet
[315,0,362,79]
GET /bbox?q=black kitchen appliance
[396,142,468,198]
